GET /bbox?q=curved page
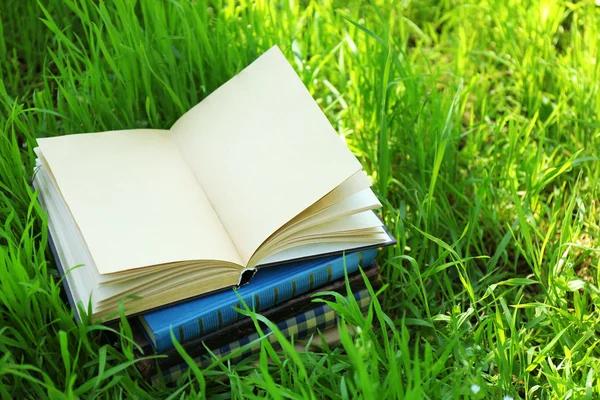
[36,129,242,274]
[171,46,362,264]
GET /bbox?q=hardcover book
[33,45,395,321]
[149,288,374,385]
[134,263,382,377]
[140,249,377,351]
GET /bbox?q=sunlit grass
[1,0,600,398]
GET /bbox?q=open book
[33,45,394,321]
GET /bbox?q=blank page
[36,130,242,274]
[171,46,362,264]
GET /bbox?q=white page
[279,189,381,235]
[34,171,97,307]
[251,188,382,262]
[289,210,383,238]
[257,229,390,265]
[171,46,363,264]
[279,170,373,230]
[36,130,242,274]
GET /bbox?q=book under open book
[33,45,395,321]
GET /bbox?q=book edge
[145,249,378,352]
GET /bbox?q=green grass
[1,0,600,398]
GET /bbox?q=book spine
[143,264,381,375]
[153,249,377,352]
[152,288,373,385]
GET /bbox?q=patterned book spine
[152,288,372,384]
[152,249,376,351]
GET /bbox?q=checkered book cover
[141,249,377,352]
[152,288,372,385]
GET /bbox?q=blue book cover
[139,249,377,352]
[152,288,373,385]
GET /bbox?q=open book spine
[147,250,377,352]
[151,288,373,385]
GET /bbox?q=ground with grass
[1,0,600,398]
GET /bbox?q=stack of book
[33,46,394,380]
[131,250,383,384]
